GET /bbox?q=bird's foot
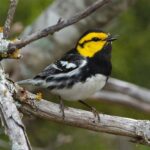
[90,106,100,122]
[78,100,100,122]
[59,97,65,119]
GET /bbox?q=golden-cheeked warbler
[18,29,117,121]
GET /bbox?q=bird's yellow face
[77,32,109,57]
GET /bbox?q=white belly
[51,74,107,101]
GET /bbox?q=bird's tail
[17,79,43,86]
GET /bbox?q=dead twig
[8,0,110,50]
[3,0,19,39]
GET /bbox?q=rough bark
[13,86,150,146]
[0,0,31,149]
[0,68,31,150]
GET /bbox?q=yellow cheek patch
[77,32,108,57]
[79,32,108,44]
[77,41,106,57]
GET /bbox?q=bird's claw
[59,98,65,119]
[91,107,100,122]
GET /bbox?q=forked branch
[13,85,150,146]
[8,0,110,50]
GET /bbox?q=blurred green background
[0,0,150,150]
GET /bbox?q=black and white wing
[24,52,87,89]
[34,53,86,78]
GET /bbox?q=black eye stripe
[92,37,101,41]
[79,43,84,48]
[79,40,91,48]
[79,37,101,48]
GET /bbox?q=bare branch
[90,77,150,113]
[106,78,150,103]
[3,0,19,39]
[91,90,150,113]
[0,33,21,60]
[13,86,150,146]
[20,99,150,146]
[8,0,110,50]
[0,68,31,150]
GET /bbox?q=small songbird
[18,29,117,121]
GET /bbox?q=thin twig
[3,0,19,39]
[8,0,110,50]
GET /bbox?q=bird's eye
[92,37,100,41]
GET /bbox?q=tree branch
[20,99,150,146]
[90,77,150,113]
[1,0,150,147]
[0,68,31,150]
[106,78,150,103]
[13,85,150,146]
[8,0,110,50]
[0,31,21,60]
[3,0,19,39]
[91,90,150,113]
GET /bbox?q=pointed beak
[106,35,118,42]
